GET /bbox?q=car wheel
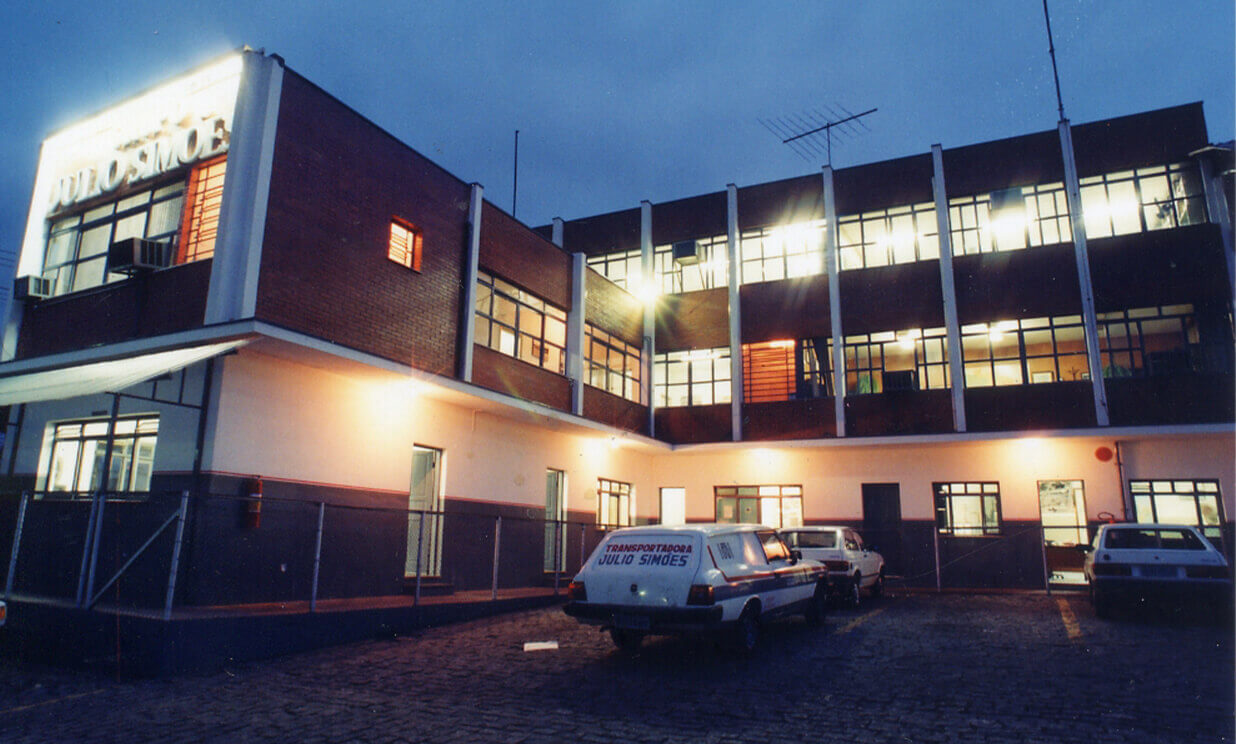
[609,628,644,654]
[805,584,828,628]
[849,573,862,608]
[734,606,761,652]
[870,571,885,598]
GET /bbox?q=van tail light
[825,560,850,572]
[1092,563,1131,577]
[686,585,715,606]
[1185,565,1231,579]
[567,581,587,601]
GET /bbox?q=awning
[0,339,247,406]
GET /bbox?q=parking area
[0,591,1232,743]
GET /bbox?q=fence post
[5,491,30,599]
[1039,525,1052,596]
[932,524,943,593]
[491,515,502,601]
[83,490,109,608]
[162,492,190,621]
[311,502,325,612]
[553,517,561,596]
[414,510,425,606]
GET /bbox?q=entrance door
[544,469,566,573]
[406,446,443,578]
[1038,480,1088,585]
[861,483,902,575]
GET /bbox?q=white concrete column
[931,144,967,432]
[726,184,743,441]
[1058,121,1110,426]
[822,167,846,437]
[1195,154,1236,323]
[551,217,565,248]
[641,201,655,436]
[460,183,484,382]
[567,252,586,416]
[205,50,285,324]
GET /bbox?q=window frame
[714,485,804,529]
[387,217,424,272]
[960,315,1089,388]
[596,478,634,528]
[38,414,160,500]
[1130,479,1225,545]
[474,270,568,375]
[584,324,642,402]
[838,203,938,270]
[839,327,949,395]
[934,481,1002,536]
[653,347,732,408]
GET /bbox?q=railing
[0,489,604,619]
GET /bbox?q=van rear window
[1105,528,1206,550]
[783,531,837,549]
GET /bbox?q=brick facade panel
[581,386,648,434]
[471,344,571,412]
[584,270,643,346]
[479,202,572,309]
[258,72,469,376]
[655,287,729,351]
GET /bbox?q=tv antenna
[760,106,877,166]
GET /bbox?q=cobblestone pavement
[1,592,1232,743]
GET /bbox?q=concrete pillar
[460,183,484,382]
[931,144,967,432]
[726,184,743,441]
[567,252,586,416]
[641,201,655,436]
[822,167,846,437]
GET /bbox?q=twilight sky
[0,1,1232,274]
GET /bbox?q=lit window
[585,324,641,402]
[654,235,729,294]
[388,219,423,271]
[741,339,834,403]
[587,249,642,291]
[961,315,1089,387]
[740,220,826,284]
[178,155,227,262]
[1096,305,1200,378]
[39,416,159,498]
[597,478,633,527]
[1080,163,1206,239]
[714,485,803,529]
[840,327,949,394]
[653,347,731,408]
[935,482,1001,535]
[1131,480,1225,544]
[474,271,566,373]
[839,204,937,270]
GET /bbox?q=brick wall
[584,269,643,346]
[471,344,571,412]
[582,386,648,433]
[16,261,211,358]
[654,287,729,351]
[479,201,571,309]
[257,71,470,376]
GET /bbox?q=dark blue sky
[1,1,1232,271]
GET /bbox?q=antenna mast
[1043,0,1066,121]
[760,106,877,166]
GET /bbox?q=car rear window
[782,531,837,549]
[1105,528,1207,550]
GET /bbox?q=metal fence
[0,489,603,618]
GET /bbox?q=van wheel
[805,584,828,628]
[610,628,644,653]
[848,574,862,608]
[734,607,761,652]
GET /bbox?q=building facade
[0,49,1232,611]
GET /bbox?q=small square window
[389,219,423,271]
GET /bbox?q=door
[660,487,686,525]
[861,483,902,575]
[544,469,566,573]
[1038,480,1088,585]
[406,446,443,578]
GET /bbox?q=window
[961,315,1089,387]
[759,530,792,562]
[841,327,949,394]
[714,485,804,529]
[839,203,938,270]
[39,416,159,497]
[1096,305,1199,378]
[740,220,825,283]
[948,184,1070,256]
[586,249,642,292]
[654,235,729,294]
[741,339,835,403]
[1131,480,1224,544]
[1080,163,1206,239]
[42,182,186,296]
[474,271,567,374]
[1106,527,1208,551]
[934,482,1001,535]
[178,156,227,262]
[585,324,641,402]
[597,478,633,528]
[654,348,731,408]
[387,218,423,271]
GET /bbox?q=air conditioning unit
[671,240,700,265]
[883,370,918,392]
[108,238,172,275]
[13,275,52,301]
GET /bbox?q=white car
[1083,523,1232,618]
[779,526,885,607]
[564,524,829,652]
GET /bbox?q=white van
[563,524,829,652]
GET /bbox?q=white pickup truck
[563,524,829,652]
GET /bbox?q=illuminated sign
[50,116,230,211]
